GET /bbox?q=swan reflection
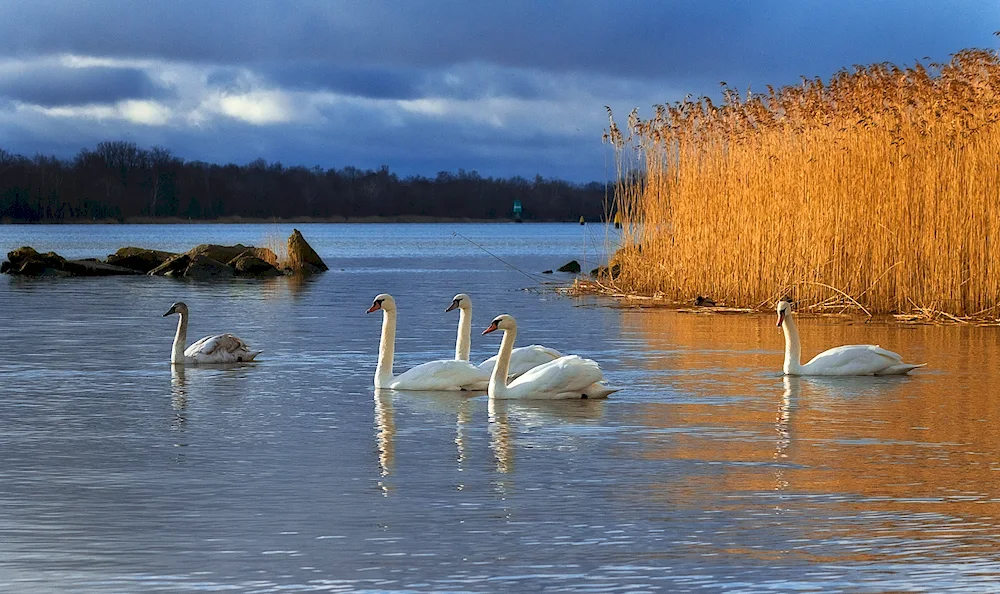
[373,389,396,495]
[170,366,188,432]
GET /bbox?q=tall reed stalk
[605,48,1000,316]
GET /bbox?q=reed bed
[603,48,1000,318]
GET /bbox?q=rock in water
[148,254,192,277]
[106,247,177,273]
[557,260,581,273]
[187,244,252,265]
[184,255,234,279]
[286,229,328,273]
[228,250,282,277]
[2,247,67,276]
[62,259,140,276]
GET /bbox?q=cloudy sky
[0,1,996,181]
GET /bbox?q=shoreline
[0,216,589,225]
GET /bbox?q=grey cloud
[0,65,168,107]
[263,62,425,99]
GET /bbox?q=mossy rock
[557,260,581,273]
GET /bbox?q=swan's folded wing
[185,333,258,363]
[507,355,604,395]
[391,359,490,391]
[805,344,905,375]
[479,344,564,377]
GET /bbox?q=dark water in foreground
[0,223,998,592]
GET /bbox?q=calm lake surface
[1,223,998,593]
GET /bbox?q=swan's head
[163,302,189,317]
[367,293,395,314]
[776,300,793,327]
[445,293,471,313]
[482,314,516,335]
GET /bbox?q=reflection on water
[1,223,1000,592]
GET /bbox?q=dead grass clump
[604,48,1000,319]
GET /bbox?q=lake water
[1,223,999,593]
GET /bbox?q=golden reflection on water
[622,308,1000,561]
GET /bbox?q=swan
[163,302,262,365]
[776,300,925,376]
[482,314,619,399]
[446,293,563,377]
[367,294,490,391]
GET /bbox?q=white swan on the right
[482,314,619,399]
[446,293,562,377]
[776,300,925,376]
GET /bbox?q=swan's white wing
[503,355,606,399]
[803,344,906,376]
[479,345,564,377]
[389,359,490,391]
[185,333,261,364]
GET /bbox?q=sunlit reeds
[604,48,1000,317]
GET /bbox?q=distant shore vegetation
[605,47,1000,318]
[0,142,607,223]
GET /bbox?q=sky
[0,1,996,182]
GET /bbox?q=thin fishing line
[452,231,549,285]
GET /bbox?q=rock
[249,247,279,267]
[590,264,621,279]
[106,247,177,273]
[2,246,67,276]
[187,244,252,265]
[557,260,581,273]
[228,250,282,277]
[541,270,553,274]
[62,260,141,276]
[184,255,234,279]
[148,254,192,277]
[286,229,328,273]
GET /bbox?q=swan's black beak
[776,311,785,327]
[162,307,175,317]
[366,302,381,314]
[445,300,459,313]
[482,321,499,335]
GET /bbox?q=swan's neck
[488,327,517,397]
[456,307,472,361]
[375,309,396,388]
[781,314,803,375]
[171,313,188,365]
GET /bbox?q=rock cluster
[2,230,327,279]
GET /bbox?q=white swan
[163,302,262,365]
[367,294,490,391]
[482,314,619,399]
[776,300,925,376]
[446,293,563,377]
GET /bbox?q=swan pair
[368,293,618,399]
[776,300,925,376]
[163,302,262,365]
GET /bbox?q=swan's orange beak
[366,302,381,314]
[776,311,785,327]
[482,321,499,335]
[445,301,459,313]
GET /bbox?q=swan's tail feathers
[583,382,620,399]
[877,362,926,375]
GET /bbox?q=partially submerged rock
[557,260,581,273]
[228,250,282,277]
[286,229,328,273]
[106,247,176,273]
[4,230,327,280]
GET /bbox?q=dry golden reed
[604,48,1000,317]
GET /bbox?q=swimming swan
[482,314,619,399]
[776,300,925,376]
[163,302,262,365]
[446,293,562,377]
[367,294,490,391]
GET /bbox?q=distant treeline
[0,141,608,222]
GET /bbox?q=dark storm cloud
[0,65,167,107]
[264,63,425,99]
[3,1,995,83]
